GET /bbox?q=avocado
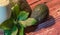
[30,4,49,22]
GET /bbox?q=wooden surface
[26,0,60,35]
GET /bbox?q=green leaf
[11,4,20,20]
[11,25,18,35]
[4,25,18,35]
[4,30,11,35]
[0,18,14,30]
[19,18,37,27]
[18,11,29,21]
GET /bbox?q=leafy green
[11,25,18,35]
[4,25,18,35]
[0,18,14,30]
[19,18,37,27]
[11,4,20,20]
[18,11,29,21]
[0,2,38,35]
[4,30,11,35]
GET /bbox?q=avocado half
[30,4,49,22]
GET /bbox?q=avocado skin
[30,4,49,22]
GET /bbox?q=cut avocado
[30,4,49,22]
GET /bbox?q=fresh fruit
[30,4,49,22]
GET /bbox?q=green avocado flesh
[30,4,49,22]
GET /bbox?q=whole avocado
[30,4,49,22]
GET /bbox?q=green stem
[19,25,24,35]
